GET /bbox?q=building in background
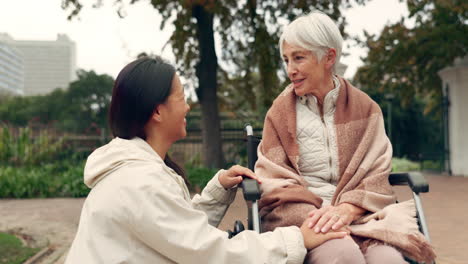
[0,33,24,96]
[0,33,76,96]
[13,34,76,95]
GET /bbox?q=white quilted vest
[296,77,340,205]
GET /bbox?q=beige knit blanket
[255,78,435,263]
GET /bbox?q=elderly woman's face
[282,41,329,97]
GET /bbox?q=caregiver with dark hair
[64,56,347,264]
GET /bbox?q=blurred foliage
[0,126,69,166]
[421,159,444,171]
[60,70,114,131]
[0,161,88,198]
[0,158,238,198]
[62,0,367,89]
[0,124,223,197]
[391,157,420,172]
[0,161,221,198]
[184,109,264,130]
[354,0,467,111]
[0,70,113,133]
[87,0,366,112]
[185,166,219,192]
[0,232,40,264]
[0,124,88,198]
[365,89,444,159]
[391,157,443,172]
[353,0,466,164]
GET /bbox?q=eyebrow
[283,50,308,58]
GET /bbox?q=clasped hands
[299,203,364,249]
[218,167,364,250]
[307,203,364,233]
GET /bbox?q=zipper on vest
[321,115,334,181]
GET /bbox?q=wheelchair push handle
[240,178,261,201]
[242,124,261,201]
[245,124,254,136]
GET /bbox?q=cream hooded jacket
[65,137,306,264]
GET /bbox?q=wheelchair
[229,124,433,264]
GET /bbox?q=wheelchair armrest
[407,172,429,193]
[240,179,261,201]
[389,172,429,194]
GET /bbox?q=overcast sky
[0,0,409,80]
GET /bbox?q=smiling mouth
[292,79,305,87]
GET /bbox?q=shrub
[392,157,420,172]
[421,160,443,171]
[0,126,69,166]
[0,160,89,198]
[185,166,219,192]
[0,124,90,198]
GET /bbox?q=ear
[324,48,337,70]
[151,105,164,123]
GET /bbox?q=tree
[60,70,114,132]
[354,0,467,109]
[364,89,444,159]
[0,96,38,126]
[352,0,466,162]
[62,0,366,168]
[0,70,114,133]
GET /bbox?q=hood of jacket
[84,137,163,188]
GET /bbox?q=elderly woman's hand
[307,203,366,233]
[218,165,261,190]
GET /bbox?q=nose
[287,62,297,79]
[185,103,190,113]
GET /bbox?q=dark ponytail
[164,156,190,189]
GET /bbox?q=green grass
[0,232,40,264]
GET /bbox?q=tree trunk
[193,5,225,168]
[247,0,280,115]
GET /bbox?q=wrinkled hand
[218,165,261,190]
[300,217,348,250]
[308,203,365,233]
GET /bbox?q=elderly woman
[255,11,435,264]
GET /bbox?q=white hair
[279,11,343,73]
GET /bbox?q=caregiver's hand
[218,165,261,190]
[308,203,365,233]
[300,217,348,249]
